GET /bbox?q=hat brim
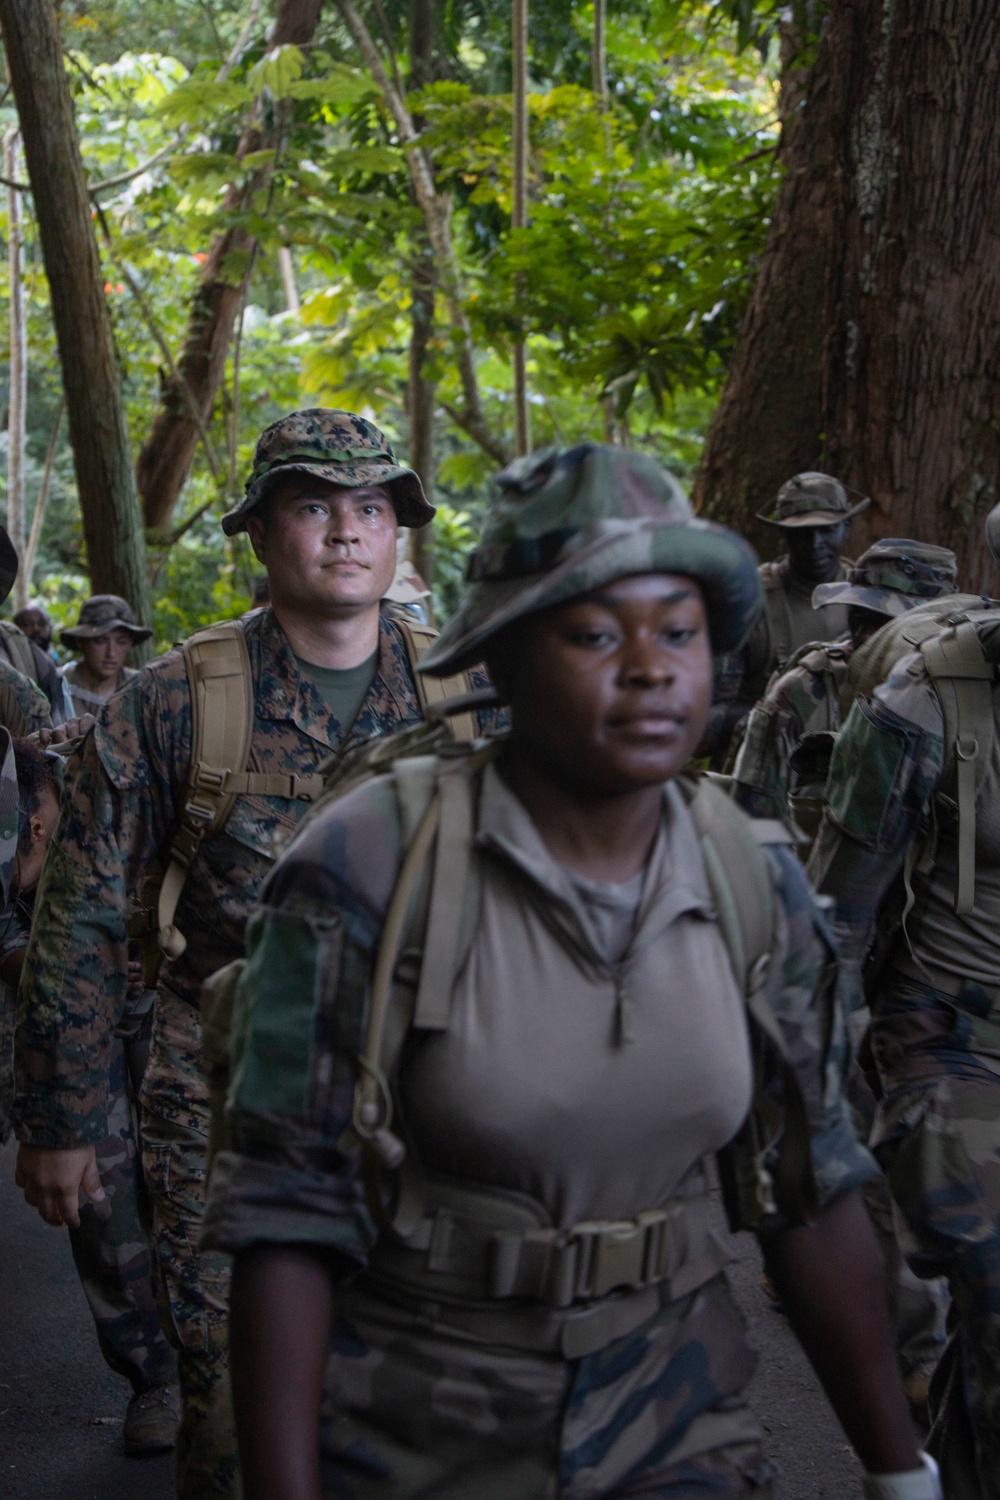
[222,461,435,536]
[757,496,872,528]
[61,621,153,645]
[812,582,920,618]
[419,518,763,677]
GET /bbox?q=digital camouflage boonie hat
[757,471,872,529]
[222,408,434,535]
[60,594,153,647]
[419,443,763,676]
[812,538,959,618]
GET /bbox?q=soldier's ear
[245,515,267,564]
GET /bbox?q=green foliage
[0,0,785,642]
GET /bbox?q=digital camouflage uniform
[808,613,1000,1498]
[730,541,960,831]
[14,409,456,1500]
[203,446,876,1499]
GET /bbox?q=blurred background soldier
[808,505,1000,1497]
[13,603,56,659]
[60,595,152,717]
[0,527,67,723]
[730,540,959,837]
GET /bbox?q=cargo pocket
[142,1134,219,1352]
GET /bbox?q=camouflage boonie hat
[757,471,872,529]
[986,501,1000,563]
[419,443,763,676]
[60,594,153,647]
[0,729,18,908]
[812,538,959,618]
[222,408,434,535]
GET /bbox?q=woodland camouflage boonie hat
[60,595,153,647]
[222,408,435,535]
[419,443,763,676]
[757,471,872,529]
[813,538,959,618]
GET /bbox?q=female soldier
[203,445,938,1499]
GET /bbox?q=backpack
[143,609,476,965]
[203,733,821,1252]
[838,594,1000,916]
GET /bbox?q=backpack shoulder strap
[0,621,37,684]
[157,621,325,958]
[920,618,996,915]
[388,611,479,743]
[685,777,818,1225]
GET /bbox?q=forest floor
[0,1136,863,1500]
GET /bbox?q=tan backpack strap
[158,624,256,958]
[412,760,475,1030]
[390,613,478,743]
[921,621,995,915]
[0,621,37,683]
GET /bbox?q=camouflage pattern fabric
[0,655,52,737]
[15,605,480,1500]
[756,470,871,529]
[68,1021,177,1396]
[420,444,763,674]
[223,408,433,535]
[812,537,959,618]
[729,637,852,823]
[318,1275,771,1499]
[809,652,1000,1497]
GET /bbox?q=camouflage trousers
[870,976,1000,1500]
[68,1018,176,1396]
[845,1063,949,1389]
[140,988,240,1500]
[319,1273,772,1498]
[0,981,13,1142]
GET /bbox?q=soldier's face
[498,573,713,794]
[785,522,847,583]
[248,478,398,614]
[847,605,887,650]
[82,628,132,682]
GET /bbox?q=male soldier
[13,603,55,658]
[11,408,482,1500]
[808,509,1000,1497]
[704,472,870,764]
[730,540,959,832]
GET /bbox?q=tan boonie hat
[222,408,434,536]
[757,471,872,529]
[812,538,959,618]
[419,443,763,677]
[61,595,153,647]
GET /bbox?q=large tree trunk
[0,0,151,627]
[5,127,27,610]
[694,0,1000,591]
[136,0,324,532]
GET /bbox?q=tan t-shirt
[401,767,755,1229]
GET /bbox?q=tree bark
[406,0,436,586]
[4,127,27,609]
[0,0,151,626]
[136,0,324,532]
[694,0,1000,591]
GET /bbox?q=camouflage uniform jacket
[14,605,481,1148]
[731,636,853,821]
[807,650,948,1019]
[202,755,874,1266]
[0,657,52,736]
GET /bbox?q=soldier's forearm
[760,1190,919,1476]
[230,1243,335,1500]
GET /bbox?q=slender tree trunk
[278,245,300,314]
[511,0,530,456]
[405,0,436,586]
[23,398,63,589]
[695,0,1000,591]
[4,126,27,609]
[136,0,324,531]
[0,0,151,628]
[591,0,606,112]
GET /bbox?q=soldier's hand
[39,714,96,748]
[14,1143,104,1229]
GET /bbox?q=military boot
[123,1382,180,1454]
